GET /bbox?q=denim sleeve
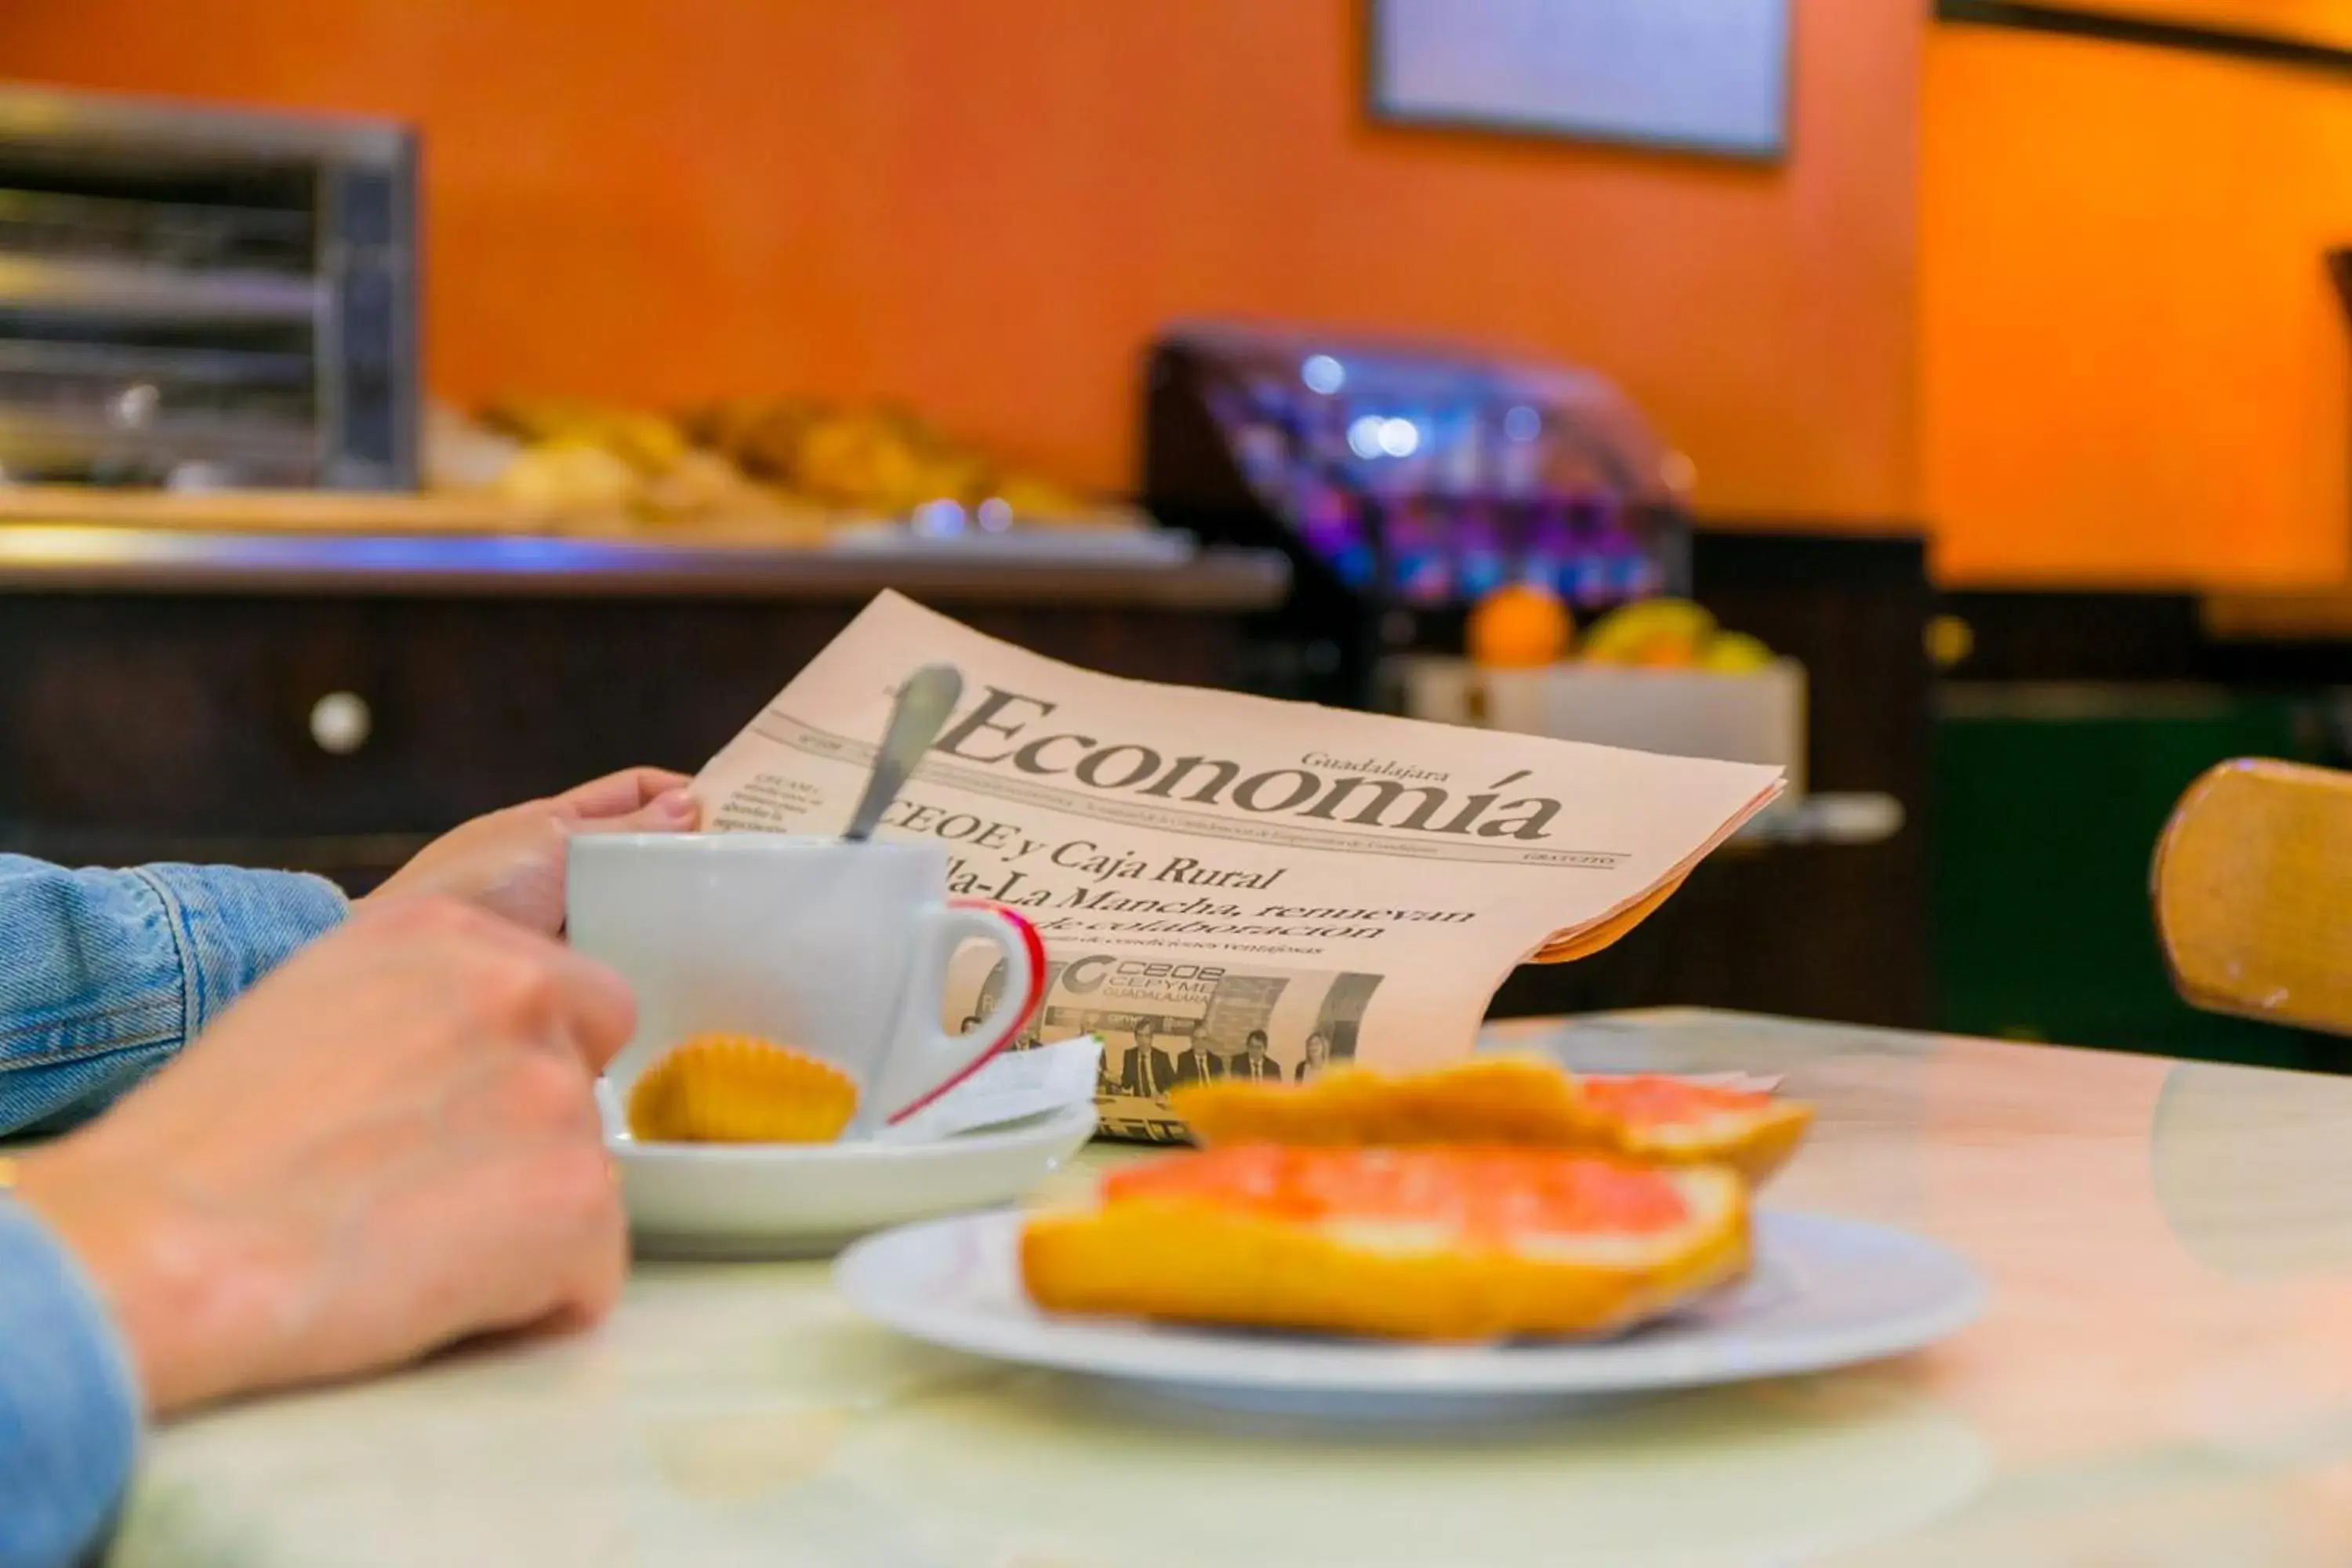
[0,1198,140,1568]
[0,857,347,1138]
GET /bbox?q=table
[107,1010,2352,1566]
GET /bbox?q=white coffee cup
[568,835,1044,1135]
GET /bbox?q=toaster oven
[0,82,419,489]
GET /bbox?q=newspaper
[691,592,1783,1141]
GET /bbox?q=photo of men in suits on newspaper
[954,949,1379,1141]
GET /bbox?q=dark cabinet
[1490,528,1936,1029]
[0,583,1269,890]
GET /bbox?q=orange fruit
[626,1033,859,1144]
[1466,584,1573,669]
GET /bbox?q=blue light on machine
[1348,414,1424,459]
[1504,405,1541,442]
[1301,354,1346,394]
[910,499,968,536]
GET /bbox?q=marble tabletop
[107,1010,2352,1567]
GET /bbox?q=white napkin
[876,1035,1104,1145]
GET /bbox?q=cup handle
[880,900,1047,1127]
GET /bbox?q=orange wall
[1923,25,2352,586]
[0,1,1924,520]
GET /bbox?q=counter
[0,524,1288,884]
[0,523,1288,605]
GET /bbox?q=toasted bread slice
[1170,1054,1603,1149]
[1168,1054,1809,1186]
[1022,1145,1749,1341]
[1577,1075,1813,1187]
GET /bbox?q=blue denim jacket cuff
[129,867,349,1040]
[0,1198,142,1568]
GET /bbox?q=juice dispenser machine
[1141,321,1692,707]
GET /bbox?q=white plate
[835,1208,1985,1418]
[605,1098,1096,1260]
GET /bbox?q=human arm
[0,1192,140,1568]
[3,897,637,1563]
[361,766,694,931]
[0,856,347,1138]
[0,766,692,1139]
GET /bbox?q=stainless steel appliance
[1141,319,1690,704]
[0,82,418,488]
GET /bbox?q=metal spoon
[843,664,964,841]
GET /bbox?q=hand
[366,767,698,934]
[16,897,635,1415]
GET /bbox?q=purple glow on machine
[1164,321,1686,611]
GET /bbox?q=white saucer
[604,1099,1096,1261]
[835,1208,1984,1419]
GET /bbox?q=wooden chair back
[2154,758,2352,1036]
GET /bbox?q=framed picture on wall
[1937,2,2352,71]
[1367,0,1791,161]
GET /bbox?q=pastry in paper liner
[626,1034,859,1144]
[1021,1145,1751,1341]
[1169,1054,1813,1187]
